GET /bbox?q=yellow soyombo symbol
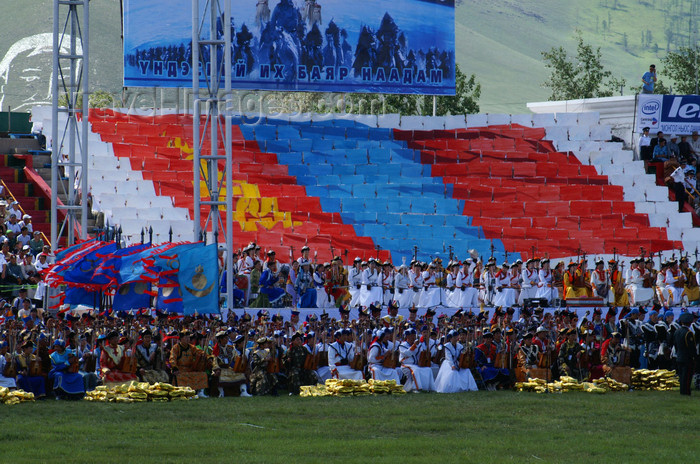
[118,282,148,295]
[168,137,302,233]
[185,265,215,298]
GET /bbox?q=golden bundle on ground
[630,369,680,391]
[0,387,35,405]
[84,381,197,403]
[300,379,406,397]
[515,375,629,394]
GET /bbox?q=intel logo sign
[642,101,660,115]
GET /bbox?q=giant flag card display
[123,0,456,95]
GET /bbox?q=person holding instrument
[168,330,210,397]
[435,330,477,393]
[399,328,435,392]
[135,328,168,384]
[328,329,363,380]
[14,340,45,397]
[475,331,511,390]
[557,328,584,379]
[48,339,84,400]
[367,328,401,384]
[99,331,138,387]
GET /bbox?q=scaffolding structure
[192,0,234,308]
[51,0,90,249]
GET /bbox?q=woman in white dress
[457,260,479,308]
[535,258,557,304]
[518,259,538,305]
[367,329,402,383]
[314,264,332,309]
[393,265,413,309]
[399,329,436,392]
[381,262,395,307]
[445,262,462,308]
[434,330,478,393]
[420,263,446,308]
[348,258,363,308]
[360,259,383,308]
[493,262,517,308]
[409,262,424,307]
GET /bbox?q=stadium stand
[30,106,700,264]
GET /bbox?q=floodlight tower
[51,0,90,249]
[192,0,234,308]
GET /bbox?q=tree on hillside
[661,46,700,94]
[541,33,626,100]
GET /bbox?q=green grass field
[1,391,698,464]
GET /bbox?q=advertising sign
[123,0,456,95]
[637,94,700,134]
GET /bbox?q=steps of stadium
[31,106,693,263]
[0,151,51,239]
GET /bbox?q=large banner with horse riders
[123,0,456,95]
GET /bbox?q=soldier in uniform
[674,313,697,395]
[642,310,661,369]
[656,310,675,370]
[249,337,279,396]
[619,308,643,368]
[284,333,316,395]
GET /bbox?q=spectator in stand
[20,252,39,285]
[667,135,680,158]
[4,231,17,251]
[0,201,7,224]
[29,232,43,256]
[666,163,690,212]
[16,227,31,248]
[41,245,55,264]
[678,134,693,161]
[7,201,21,220]
[641,64,657,94]
[690,131,700,157]
[652,138,669,161]
[5,213,21,235]
[19,214,32,233]
[5,254,25,287]
[650,131,665,152]
[639,127,652,161]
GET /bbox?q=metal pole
[224,0,233,310]
[432,95,437,117]
[192,0,200,242]
[81,0,89,240]
[209,0,219,246]
[67,4,77,245]
[51,0,59,251]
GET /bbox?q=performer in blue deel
[49,339,85,399]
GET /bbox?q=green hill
[457,0,700,112]
[0,0,696,114]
